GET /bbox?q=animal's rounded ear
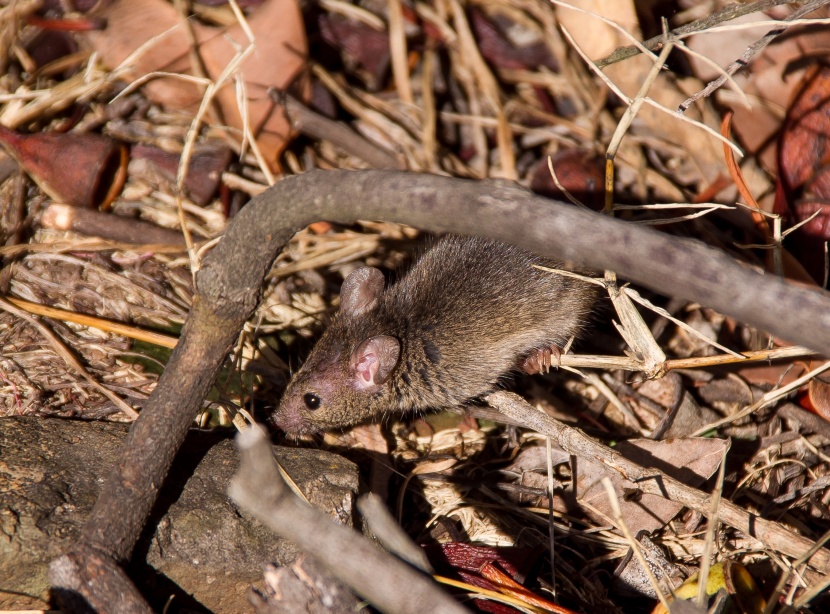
[340,267,385,316]
[350,335,401,388]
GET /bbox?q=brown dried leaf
[319,12,391,90]
[556,1,723,185]
[530,149,605,210]
[470,7,557,72]
[84,0,309,170]
[777,65,830,281]
[686,7,830,174]
[0,125,126,209]
[573,437,728,534]
[636,374,720,438]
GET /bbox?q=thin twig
[607,42,674,159]
[596,0,797,68]
[276,91,403,169]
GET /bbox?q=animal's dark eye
[303,393,321,410]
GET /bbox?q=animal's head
[272,267,401,434]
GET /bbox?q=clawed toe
[521,345,562,375]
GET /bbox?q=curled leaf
[0,125,126,209]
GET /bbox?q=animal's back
[375,236,596,407]
[273,235,597,434]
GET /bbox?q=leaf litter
[0,0,829,612]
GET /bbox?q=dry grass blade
[387,0,412,105]
[177,27,258,274]
[0,239,192,259]
[606,42,674,160]
[0,296,138,419]
[622,288,744,358]
[696,445,728,607]
[672,39,751,109]
[601,477,672,611]
[6,297,178,349]
[607,280,667,377]
[629,206,729,225]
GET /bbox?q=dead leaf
[687,6,830,175]
[0,125,126,209]
[470,7,558,72]
[319,12,390,91]
[637,373,721,439]
[83,0,309,170]
[507,443,570,474]
[530,149,605,210]
[777,66,830,282]
[513,437,729,534]
[575,437,728,534]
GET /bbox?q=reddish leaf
[27,15,106,32]
[777,66,830,282]
[319,13,391,90]
[779,66,830,195]
[0,125,126,209]
[470,8,557,72]
[480,562,577,613]
[424,542,537,578]
[84,0,309,171]
[530,149,605,211]
[131,143,231,206]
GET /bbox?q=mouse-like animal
[272,235,597,434]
